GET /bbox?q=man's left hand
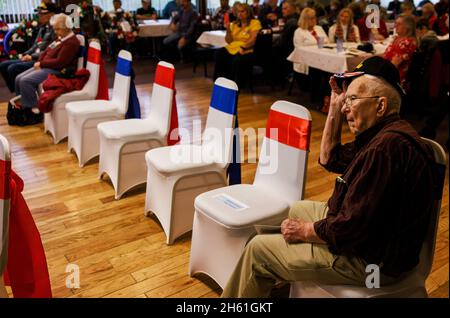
[33,62,41,69]
[281,219,307,243]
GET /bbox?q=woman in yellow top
[213,3,262,88]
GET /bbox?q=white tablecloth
[287,42,388,74]
[196,30,227,47]
[138,19,172,38]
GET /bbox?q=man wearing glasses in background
[222,56,437,298]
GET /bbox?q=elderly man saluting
[14,13,80,125]
[221,56,437,298]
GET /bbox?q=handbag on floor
[6,96,42,126]
[6,96,24,126]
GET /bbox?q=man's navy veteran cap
[334,56,405,97]
[35,2,59,14]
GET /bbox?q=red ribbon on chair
[0,159,11,200]
[265,109,311,151]
[96,57,109,100]
[87,47,109,100]
[87,47,101,65]
[3,170,52,298]
[154,64,179,146]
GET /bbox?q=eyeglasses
[344,95,380,109]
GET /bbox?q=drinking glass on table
[317,36,324,49]
[336,38,344,53]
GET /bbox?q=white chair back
[76,34,85,70]
[254,101,312,204]
[82,40,101,98]
[111,50,132,115]
[0,134,11,278]
[147,61,175,136]
[202,77,238,168]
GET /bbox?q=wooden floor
[0,76,448,298]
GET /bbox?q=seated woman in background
[14,14,80,125]
[292,7,330,113]
[292,7,328,75]
[213,3,261,88]
[383,14,417,84]
[328,8,360,43]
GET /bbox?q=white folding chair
[289,138,446,298]
[97,61,176,199]
[144,77,239,244]
[66,50,132,167]
[0,134,11,298]
[189,101,312,288]
[44,39,101,144]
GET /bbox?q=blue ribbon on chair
[227,114,242,185]
[3,28,15,54]
[210,85,241,185]
[125,68,141,119]
[79,44,87,68]
[210,85,237,116]
[115,57,132,77]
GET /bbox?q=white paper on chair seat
[98,118,160,140]
[195,184,289,229]
[213,193,249,211]
[146,145,221,176]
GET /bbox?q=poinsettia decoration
[11,17,38,46]
[0,19,8,60]
[105,9,139,43]
[8,49,23,60]
[0,20,8,33]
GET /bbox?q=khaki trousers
[221,200,371,298]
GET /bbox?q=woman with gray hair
[383,14,417,83]
[13,14,80,125]
[292,7,328,75]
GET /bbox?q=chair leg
[203,60,208,77]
